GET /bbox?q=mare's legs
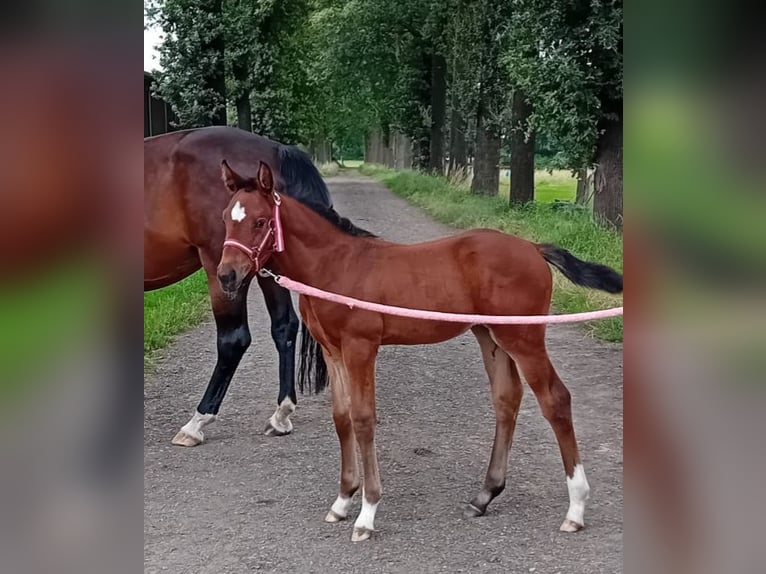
[342,338,381,542]
[257,274,300,436]
[464,325,524,517]
[323,350,361,523]
[172,255,252,447]
[489,325,590,532]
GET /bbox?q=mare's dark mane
[278,145,375,238]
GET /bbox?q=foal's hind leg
[342,338,381,542]
[490,326,590,532]
[172,256,252,447]
[464,326,524,517]
[257,274,299,437]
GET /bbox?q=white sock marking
[354,494,379,532]
[179,411,216,442]
[267,398,295,434]
[231,201,246,222]
[565,464,590,526]
[330,495,352,518]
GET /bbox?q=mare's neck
[270,196,367,287]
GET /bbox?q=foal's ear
[221,159,248,193]
[257,161,274,194]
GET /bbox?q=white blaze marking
[354,492,379,532]
[179,411,216,442]
[231,201,246,222]
[565,464,590,526]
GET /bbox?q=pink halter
[223,192,285,269]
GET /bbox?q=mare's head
[217,159,281,296]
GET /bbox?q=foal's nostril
[218,268,237,290]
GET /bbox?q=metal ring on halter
[258,268,278,279]
[272,191,281,205]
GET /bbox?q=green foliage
[359,164,622,341]
[147,0,228,127]
[144,271,210,365]
[147,0,622,186]
[506,0,623,168]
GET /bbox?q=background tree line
[146,0,622,228]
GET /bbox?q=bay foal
[217,160,622,542]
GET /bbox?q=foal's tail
[297,321,329,395]
[536,243,623,294]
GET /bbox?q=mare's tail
[536,243,623,294]
[297,321,328,394]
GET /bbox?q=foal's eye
[255,218,267,229]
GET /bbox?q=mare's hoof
[463,503,485,518]
[351,527,373,542]
[171,430,203,447]
[560,518,584,532]
[263,419,293,437]
[324,510,346,523]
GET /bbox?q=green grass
[358,164,623,342]
[144,270,210,365]
[341,159,364,168]
[498,169,577,203]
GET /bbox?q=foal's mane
[277,145,376,238]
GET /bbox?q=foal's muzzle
[217,255,252,298]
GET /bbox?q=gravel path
[144,173,623,574]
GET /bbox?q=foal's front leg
[324,355,360,523]
[343,339,381,542]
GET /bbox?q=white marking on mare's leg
[324,495,352,523]
[561,463,590,532]
[352,492,379,542]
[171,411,216,447]
[231,200,246,222]
[264,398,295,436]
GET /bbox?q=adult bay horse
[144,127,370,446]
[217,160,623,541]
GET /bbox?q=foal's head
[217,159,280,295]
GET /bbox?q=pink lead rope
[265,272,623,325]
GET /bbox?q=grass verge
[144,270,210,366]
[358,164,623,342]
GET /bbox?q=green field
[358,164,622,341]
[144,270,210,365]
[498,169,577,203]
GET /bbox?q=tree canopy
[147,0,622,226]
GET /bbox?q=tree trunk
[364,134,375,163]
[236,94,252,131]
[509,90,535,205]
[366,130,380,164]
[313,139,329,164]
[382,126,394,167]
[448,105,467,175]
[206,0,226,125]
[471,103,500,195]
[394,132,412,169]
[575,168,591,205]
[429,53,447,174]
[593,100,623,228]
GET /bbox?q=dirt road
[144,173,623,573]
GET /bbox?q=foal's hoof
[263,419,293,437]
[463,503,485,518]
[171,430,204,447]
[324,510,346,523]
[560,518,584,533]
[351,527,373,542]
